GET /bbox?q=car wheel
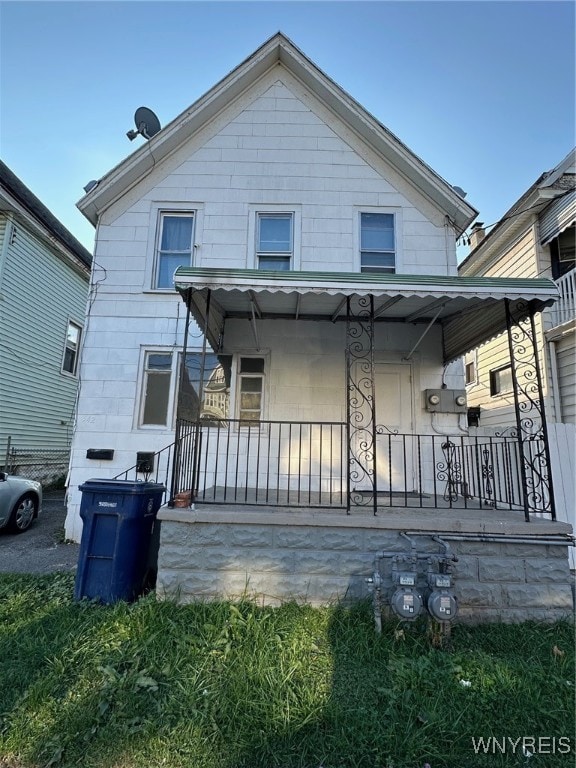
[8,493,37,533]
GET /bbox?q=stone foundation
[156,507,575,622]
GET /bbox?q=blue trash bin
[74,479,166,604]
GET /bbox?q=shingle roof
[0,160,92,269]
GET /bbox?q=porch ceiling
[174,267,559,363]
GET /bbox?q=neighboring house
[67,34,573,620]
[458,149,575,563]
[0,161,92,470]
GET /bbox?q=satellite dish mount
[127,107,161,141]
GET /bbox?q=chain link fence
[2,439,70,487]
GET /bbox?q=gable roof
[77,32,477,234]
[459,148,576,276]
[0,160,92,272]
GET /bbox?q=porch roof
[174,267,558,363]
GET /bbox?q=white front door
[374,363,414,492]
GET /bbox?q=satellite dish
[126,107,161,141]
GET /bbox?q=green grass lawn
[0,573,574,768]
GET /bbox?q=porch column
[504,299,556,521]
[169,288,211,506]
[346,295,378,515]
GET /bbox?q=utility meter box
[391,587,424,620]
[424,389,467,413]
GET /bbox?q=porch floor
[160,497,573,538]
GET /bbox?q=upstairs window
[360,212,395,273]
[256,213,293,270]
[155,213,195,288]
[62,321,82,376]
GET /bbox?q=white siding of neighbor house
[65,72,462,540]
[464,228,555,429]
[0,215,88,451]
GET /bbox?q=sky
[0,0,574,260]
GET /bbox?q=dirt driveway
[0,490,79,574]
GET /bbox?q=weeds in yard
[0,573,574,768]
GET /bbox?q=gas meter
[390,554,424,620]
[426,558,458,621]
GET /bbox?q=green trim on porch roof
[174,266,557,292]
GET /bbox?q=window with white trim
[140,352,173,425]
[155,212,195,288]
[360,212,395,273]
[256,213,293,270]
[237,357,265,421]
[62,320,82,376]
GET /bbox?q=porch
[166,267,561,522]
[150,267,574,619]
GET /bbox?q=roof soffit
[78,33,477,232]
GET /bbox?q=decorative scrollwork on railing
[495,426,518,438]
[376,423,399,435]
[481,447,494,506]
[436,440,463,503]
[505,299,555,519]
[346,295,377,513]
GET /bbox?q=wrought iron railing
[167,418,539,515]
[114,442,175,505]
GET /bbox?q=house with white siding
[459,150,575,558]
[67,35,573,620]
[0,161,92,470]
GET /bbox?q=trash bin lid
[79,478,166,495]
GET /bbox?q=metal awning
[174,267,558,363]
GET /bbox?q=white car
[0,472,42,533]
